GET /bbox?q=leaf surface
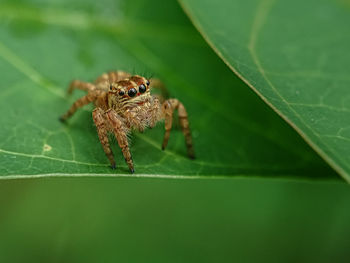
[0,0,336,179]
[1,177,350,262]
[179,0,350,182]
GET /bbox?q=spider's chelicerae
[60,71,195,173]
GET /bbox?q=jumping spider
[60,71,195,173]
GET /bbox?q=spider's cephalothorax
[60,71,195,173]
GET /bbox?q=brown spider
[59,71,195,173]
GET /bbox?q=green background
[1,178,350,263]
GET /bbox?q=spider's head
[108,75,151,109]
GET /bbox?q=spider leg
[161,99,195,159]
[150,78,169,103]
[94,71,131,85]
[106,109,134,173]
[92,107,116,169]
[59,92,97,122]
[68,80,95,95]
[149,97,161,129]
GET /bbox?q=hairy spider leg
[92,108,116,168]
[106,109,135,173]
[150,78,169,103]
[161,99,195,159]
[60,71,195,173]
[59,91,97,121]
[149,97,161,129]
[94,71,132,85]
[68,80,96,95]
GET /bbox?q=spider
[59,71,195,173]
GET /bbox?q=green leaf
[1,177,350,262]
[179,0,350,182]
[0,0,336,179]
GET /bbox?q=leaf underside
[0,0,337,179]
[179,0,350,182]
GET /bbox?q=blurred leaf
[0,0,337,179]
[179,0,350,182]
[1,177,350,262]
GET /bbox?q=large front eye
[128,88,137,97]
[139,84,146,93]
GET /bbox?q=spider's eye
[109,85,113,90]
[118,90,125,96]
[128,88,137,97]
[139,84,146,93]
[146,80,150,86]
